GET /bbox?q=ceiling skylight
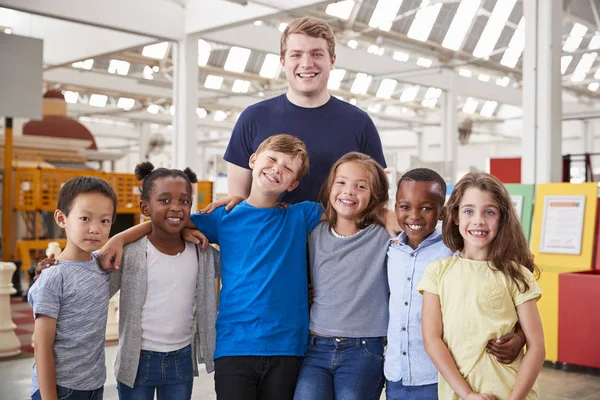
[369,0,404,32]
[500,17,525,68]
[588,32,600,50]
[563,23,587,52]
[393,51,409,62]
[473,0,516,59]
[328,69,346,90]
[142,42,169,59]
[259,54,281,79]
[196,108,207,118]
[347,40,358,49]
[376,79,398,99]
[143,66,154,80]
[496,76,510,87]
[458,68,472,77]
[350,73,372,95]
[224,47,251,73]
[198,39,212,66]
[588,82,599,91]
[325,0,355,20]
[63,91,79,104]
[421,87,441,108]
[147,104,160,114]
[367,45,385,56]
[232,79,251,93]
[214,110,228,122]
[480,100,498,117]
[108,59,130,75]
[595,68,600,79]
[72,59,94,70]
[570,52,597,82]
[117,97,135,110]
[368,104,382,113]
[561,55,573,74]
[417,57,432,67]
[478,74,490,82]
[89,94,108,108]
[399,85,420,102]
[407,0,442,42]
[462,97,478,113]
[278,23,288,32]
[442,0,481,51]
[204,75,224,90]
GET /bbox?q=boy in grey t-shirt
[28,176,117,400]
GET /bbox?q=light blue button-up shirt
[384,229,454,385]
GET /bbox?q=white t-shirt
[141,240,198,352]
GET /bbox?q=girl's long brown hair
[443,171,539,291]
[319,152,389,229]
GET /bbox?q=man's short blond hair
[255,134,310,180]
[280,16,336,58]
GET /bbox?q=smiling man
[224,16,386,204]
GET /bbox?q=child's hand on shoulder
[34,254,58,281]
[98,236,125,271]
[181,228,209,251]
[201,196,245,213]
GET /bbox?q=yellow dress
[417,255,542,400]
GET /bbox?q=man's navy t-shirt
[224,94,386,203]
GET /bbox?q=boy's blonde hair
[280,16,336,58]
[255,134,310,180]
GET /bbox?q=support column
[172,35,198,173]
[441,90,458,183]
[522,0,563,183]
[139,123,150,163]
[584,120,594,153]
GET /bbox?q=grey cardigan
[109,236,220,388]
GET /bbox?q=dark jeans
[386,379,438,400]
[32,385,104,400]
[214,356,301,400]
[293,335,385,400]
[117,344,194,400]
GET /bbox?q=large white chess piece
[0,262,21,358]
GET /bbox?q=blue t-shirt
[224,94,386,203]
[190,201,323,358]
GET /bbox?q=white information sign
[539,195,586,255]
[511,194,523,221]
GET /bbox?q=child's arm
[422,292,495,400]
[384,208,401,236]
[508,299,545,400]
[34,316,59,400]
[486,323,526,363]
[98,221,153,270]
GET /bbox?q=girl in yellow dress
[419,171,545,400]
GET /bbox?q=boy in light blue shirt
[385,168,527,399]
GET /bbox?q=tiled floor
[1,344,599,400]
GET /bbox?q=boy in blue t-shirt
[385,168,527,400]
[101,134,322,400]
[28,177,117,400]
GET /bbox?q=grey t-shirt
[309,222,391,337]
[28,254,109,394]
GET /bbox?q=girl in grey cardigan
[108,163,220,399]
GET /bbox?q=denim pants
[386,379,438,400]
[293,335,385,400]
[117,344,194,400]
[32,385,104,400]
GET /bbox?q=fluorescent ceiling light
[328,68,346,90]
[442,0,481,50]
[325,0,355,20]
[496,76,510,87]
[232,79,251,93]
[458,68,472,77]
[570,52,597,82]
[369,0,404,32]
[561,55,573,74]
[198,39,211,66]
[500,17,525,68]
[473,0,517,59]
[462,97,478,113]
[196,108,207,118]
[407,0,442,42]
[63,91,79,104]
[376,78,398,99]
[424,87,441,99]
[108,59,130,75]
[367,45,385,56]
[254,20,263,26]
[89,94,108,108]
[204,75,224,90]
[72,59,94,70]
[147,104,160,114]
[224,46,251,73]
[278,22,288,32]
[416,57,432,67]
[214,110,228,122]
[142,42,169,59]
[143,66,154,80]
[350,73,372,95]
[480,100,498,117]
[347,40,358,49]
[368,104,382,113]
[478,74,490,82]
[399,85,420,102]
[259,54,281,78]
[563,23,588,52]
[117,97,135,110]
[588,82,599,91]
[349,98,358,105]
[393,51,409,62]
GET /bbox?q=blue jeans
[386,379,438,400]
[32,386,104,399]
[117,344,194,400]
[293,335,385,400]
